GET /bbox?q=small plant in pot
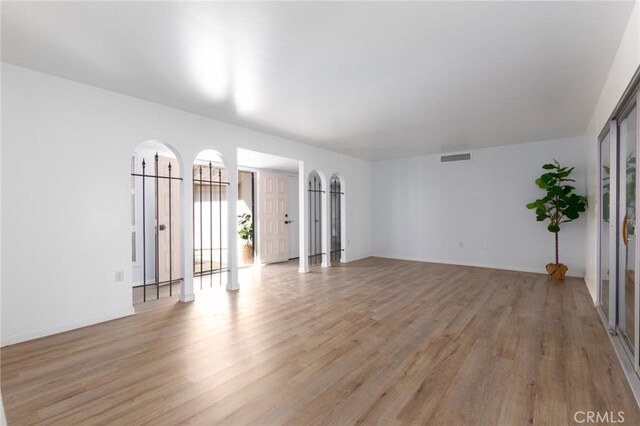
[526,159,587,280]
[238,213,254,264]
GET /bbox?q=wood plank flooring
[2,258,639,425]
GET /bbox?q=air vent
[440,153,471,163]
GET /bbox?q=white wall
[1,63,372,345]
[372,137,587,276]
[288,174,299,259]
[584,2,640,302]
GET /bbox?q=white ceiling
[1,1,635,160]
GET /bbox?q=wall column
[340,177,347,263]
[226,154,240,291]
[298,161,309,273]
[179,168,195,302]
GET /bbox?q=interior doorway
[308,170,324,267]
[131,141,182,302]
[237,148,299,266]
[330,174,344,264]
[238,170,256,266]
[192,150,229,288]
[259,172,290,263]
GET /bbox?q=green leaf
[537,173,557,189]
[565,209,579,220]
[548,224,560,233]
[542,164,555,170]
[550,187,564,197]
[558,167,575,178]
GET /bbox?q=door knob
[159,224,167,231]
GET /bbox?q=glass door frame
[599,90,640,375]
[618,100,638,363]
[598,121,617,333]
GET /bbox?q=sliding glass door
[600,131,612,323]
[599,94,640,372]
[618,105,637,356]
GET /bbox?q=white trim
[635,91,640,372]
[241,165,298,177]
[609,120,619,331]
[611,331,640,408]
[371,254,585,278]
[179,293,195,303]
[596,297,640,409]
[0,307,135,347]
[596,129,602,308]
[340,253,372,263]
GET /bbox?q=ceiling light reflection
[189,36,230,102]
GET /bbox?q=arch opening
[308,170,324,266]
[192,150,230,288]
[330,174,344,264]
[131,141,183,302]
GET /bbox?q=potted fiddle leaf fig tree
[526,159,587,280]
[238,213,254,264]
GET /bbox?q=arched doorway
[192,150,229,288]
[329,174,344,264]
[131,141,182,302]
[308,171,324,266]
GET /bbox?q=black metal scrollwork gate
[308,173,324,266]
[330,176,344,263]
[193,163,230,287]
[131,153,183,301]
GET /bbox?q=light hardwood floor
[2,258,639,425]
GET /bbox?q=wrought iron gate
[131,153,183,301]
[330,176,344,263]
[308,173,324,265]
[193,163,230,287]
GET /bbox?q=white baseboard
[342,253,373,263]
[1,307,135,347]
[371,254,585,278]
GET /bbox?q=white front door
[259,172,289,263]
